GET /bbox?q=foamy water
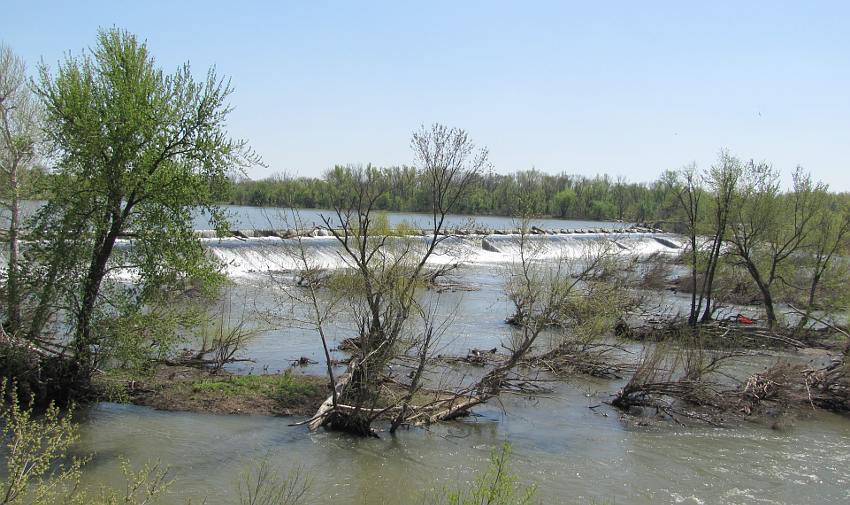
[204,232,684,278]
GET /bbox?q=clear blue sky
[3,1,850,190]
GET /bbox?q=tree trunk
[796,271,821,333]
[73,217,123,376]
[763,291,777,330]
[26,261,60,342]
[688,232,699,326]
[742,258,777,330]
[756,280,777,330]
[309,362,379,437]
[5,161,20,333]
[699,234,724,323]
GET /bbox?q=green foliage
[17,27,254,381]
[98,291,213,373]
[0,381,86,505]
[94,460,173,505]
[227,167,676,222]
[435,443,536,505]
[2,379,174,505]
[190,372,320,406]
[1,378,320,505]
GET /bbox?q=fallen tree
[611,320,850,424]
[610,332,744,424]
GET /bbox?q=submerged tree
[299,124,486,436]
[0,44,41,335]
[24,28,256,388]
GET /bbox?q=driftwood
[609,336,745,424]
[738,358,850,414]
[164,350,254,370]
[617,316,806,349]
[440,348,501,366]
[787,304,850,353]
[307,372,351,431]
[611,325,850,424]
[528,341,633,379]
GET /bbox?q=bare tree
[421,223,619,423]
[238,459,310,505]
[666,164,703,326]
[611,333,739,424]
[275,209,348,413]
[300,124,486,436]
[0,44,40,335]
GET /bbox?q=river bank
[96,366,328,417]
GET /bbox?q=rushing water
[6,204,849,503]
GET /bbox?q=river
[7,205,849,504]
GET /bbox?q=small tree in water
[299,124,486,436]
[434,443,536,505]
[23,28,257,392]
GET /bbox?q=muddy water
[72,258,850,504]
[76,389,850,504]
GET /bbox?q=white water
[204,232,684,278]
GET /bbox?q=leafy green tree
[794,196,850,330]
[552,187,576,217]
[698,151,740,322]
[727,164,825,329]
[27,28,256,385]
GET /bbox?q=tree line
[226,167,677,222]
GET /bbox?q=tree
[0,44,40,335]
[698,151,740,322]
[28,28,256,385]
[794,197,850,331]
[552,187,575,217]
[301,124,486,436]
[727,164,825,329]
[665,165,703,325]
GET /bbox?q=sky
[3,1,850,190]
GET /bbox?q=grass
[97,365,329,417]
[190,372,322,407]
